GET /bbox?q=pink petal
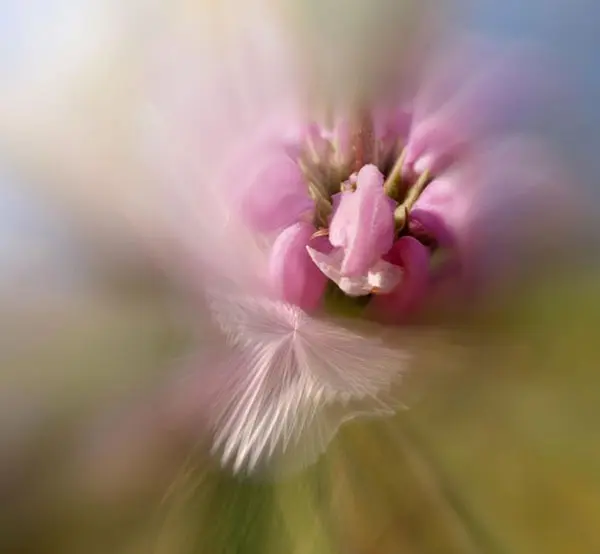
[404,40,553,178]
[403,118,462,176]
[238,150,314,232]
[365,258,404,294]
[329,164,395,277]
[330,191,344,217]
[373,107,411,153]
[269,222,327,311]
[453,137,578,290]
[307,246,402,297]
[412,170,473,240]
[409,208,454,249]
[370,236,430,322]
[304,123,333,163]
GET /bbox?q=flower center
[297,118,436,247]
[291,114,452,317]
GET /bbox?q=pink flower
[306,164,401,296]
[148,18,575,474]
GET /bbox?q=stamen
[383,145,407,201]
[394,205,409,233]
[351,108,375,172]
[340,179,355,193]
[393,169,431,234]
[311,228,330,238]
[306,177,332,229]
[404,168,431,210]
[299,158,324,192]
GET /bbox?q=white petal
[306,245,343,281]
[337,276,373,296]
[307,246,403,297]
[367,259,404,293]
[307,246,369,296]
[205,293,408,476]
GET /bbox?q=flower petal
[238,150,314,232]
[370,236,430,321]
[412,170,473,240]
[269,222,327,310]
[404,39,554,176]
[373,106,411,155]
[409,208,454,250]
[204,295,407,474]
[366,258,404,294]
[329,164,395,276]
[307,246,402,297]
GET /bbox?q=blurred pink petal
[238,149,314,232]
[372,236,431,321]
[456,137,578,289]
[412,168,473,241]
[404,38,555,176]
[269,222,328,310]
[373,106,412,156]
[409,208,455,250]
